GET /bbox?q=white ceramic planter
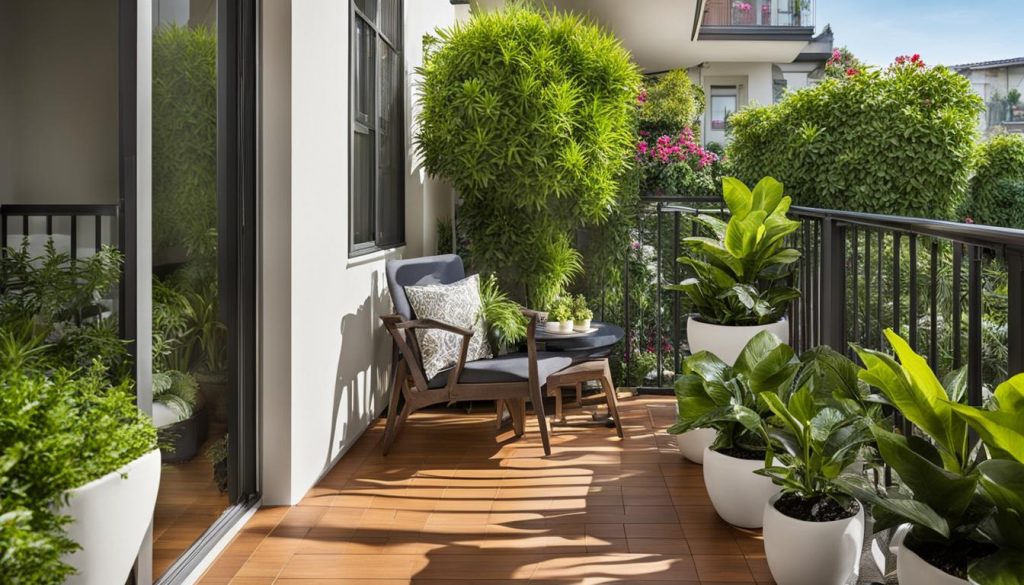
[544,321,561,333]
[687,316,789,365]
[702,446,778,528]
[676,428,717,464]
[63,449,161,585]
[897,538,969,585]
[573,319,592,331]
[763,493,864,585]
[558,320,573,333]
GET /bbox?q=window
[350,0,404,255]
[709,86,738,130]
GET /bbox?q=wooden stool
[545,359,624,438]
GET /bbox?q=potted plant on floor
[0,353,159,585]
[571,294,593,331]
[838,329,997,585]
[668,176,801,366]
[758,382,874,585]
[153,369,208,462]
[670,330,799,527]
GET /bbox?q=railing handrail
[0,204,119,217]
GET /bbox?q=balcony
[699,0,815,40]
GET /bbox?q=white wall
[689,61,773,144]
[0,0,119,206]
[260,0,458,505]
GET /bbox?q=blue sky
[817,0,1024,67]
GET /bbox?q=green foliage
[947,375,1024,463]
[0,362,156,583]
[727,59,984,219]
[152,369,199,421]
[666,177,801,325]
[570,294,593,321]
[670,331,799,453]
[416,3,641,308]
[478,273,527,353]
[153,277,197,373]
[638,69,705,138]
[152,24,217,258]
[0,242,129,379]
[547,297,572,323]
[961,133,1024,228]
[824,46,866,79]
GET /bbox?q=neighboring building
[468,0,833,145]
[953,57,1024,136]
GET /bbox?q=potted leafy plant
[153,370,207,462]
[571,294,593,331]
[838,330,996,585]
[0,357,159,585]
[758,382,873,585]
[479,273,527,355]
[546,298,573,334]
[667,176,801,366]
[670,330,798,527]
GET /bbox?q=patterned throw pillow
[404,274,492,380]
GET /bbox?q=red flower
[911,54,921,63]
[964,216,975,224]
[846,68,859,76]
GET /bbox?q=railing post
[967,245,983,408]
[820,216,846,352]
[1008,248,1024,377]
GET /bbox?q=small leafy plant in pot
[667,176,801,365]
[758,381,874,585]
[571,294,593,331]
[838,330,998,585]
[670,330,799,527]
[546,298,573,334]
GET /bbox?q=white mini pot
[63,449,162,585]
[763,493,864,585]
[676,428,717,464]
[545,321,562,334]
[559,320,573,333]
[573,319,592,331]
[702,446,778,528]
[687,316,789,365]
[897,535,969,585]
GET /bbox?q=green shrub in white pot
[0,351,159,585]
[670,331,799,527]
[667,175,801,365]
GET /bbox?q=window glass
[710,90,737,130]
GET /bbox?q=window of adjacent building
[351,0,404,255]
[709,87,738,130]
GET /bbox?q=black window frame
[349,0,405,257]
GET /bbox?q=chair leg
[600,361,624,439]
[531,383,551,456]
[495,399,507,429]
[382,361,407,455]
[574,382,583,406]
[554,387,564,422]
[508,398,526,437]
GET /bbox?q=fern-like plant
[478,273,527,354]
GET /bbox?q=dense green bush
[416,4,641,308]
[727,58,983,219]
[0,362,156,584]
[152,25,217,260]
[638,69,705,138]
[961,133,1024,228]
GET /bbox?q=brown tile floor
[197,394,774,584]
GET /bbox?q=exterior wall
[260,0,457,505]
[689,61,773,145]
[962,66,1024,135]
[0,0,119,206]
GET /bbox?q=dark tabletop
[535,321,624,354]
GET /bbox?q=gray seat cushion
[428,352,573,389]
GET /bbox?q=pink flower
[630,241,641,250]
[846,68,859,77]
[636,89,648,105]
[964,216,975,224]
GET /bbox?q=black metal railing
[621,197,1024,409]
[1,204,120,258]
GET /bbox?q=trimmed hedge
[639,69,705,138]
[961,133,1024,228]
[727,60,983,219]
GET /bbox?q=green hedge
[961,133,1024,228]
[639,69,705,138]
[416,5,641,308]
[727,61,983,219]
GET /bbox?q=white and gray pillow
[404,274,492,380]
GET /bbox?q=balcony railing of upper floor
[700,0,814,30]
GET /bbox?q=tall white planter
[702,446,778,528]
[763,493,864,585]
[896,537,969,585]
[676,428,717,464]
[687,316,789,365]
[63,449,161,585]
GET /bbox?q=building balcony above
[700,0,815,40]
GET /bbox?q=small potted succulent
[546,298,574,334]
[571,294,593,331]
[667,176,801,365]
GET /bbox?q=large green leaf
[836,474,951,538]
[734,330,785,377]
[751,176,785,214]
[722,177,753,219]
[683,351,731,382]
[968,552,1024,585]
[948,403,1024,463]
[978,460,1024,524]
[724,210,767,264]
[995,374,1024,413]
[873,426,977,521]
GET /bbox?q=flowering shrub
[824,47,867,79]
[636,129,721,196]
[727,54,983,219]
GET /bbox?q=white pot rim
[689,314,788,329]
[69,448,161,494]
[767,492,863,526]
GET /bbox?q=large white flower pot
[897,539,969,585]
[702,446,778,528]
[676,428,717,464]
[763,493,865,585]
[63,449,162,585]
[687,316,789,365]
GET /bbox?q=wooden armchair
[381,255,571,455]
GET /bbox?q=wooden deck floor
[197,394,774,584]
